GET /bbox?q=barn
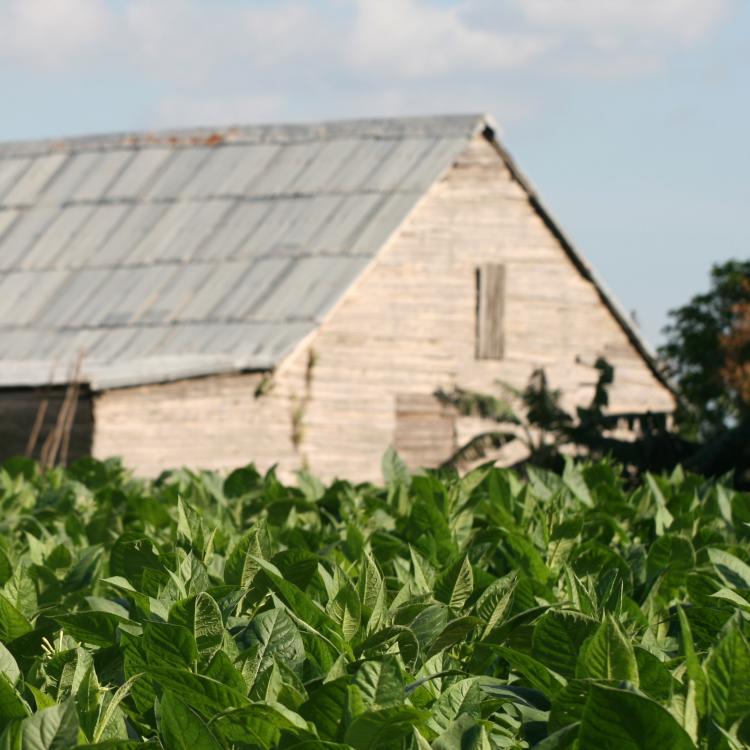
[0,114,674,480]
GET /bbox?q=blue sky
[2,0,748,347]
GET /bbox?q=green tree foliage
[659,259,750,438]
[0,455,749,748]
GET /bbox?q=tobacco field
[0,453,750,749]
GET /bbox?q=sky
[2,0,748,347]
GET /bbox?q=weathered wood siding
[0,387,93,464]
[92,133,674,479]
[293,133,674,479]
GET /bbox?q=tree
[659,259,750,439]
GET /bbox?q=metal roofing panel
[349,192,421,254]
[306,193,381,254]
[105,148,173,201]
[95,204,167,266]
[245,141,325,197]
[326,139,399,191]
[285,138,361,194]
[0,207,58,271]
[62,203,130,268]
[22,204,94,269]
[101,265,181,326]
[1,154,67,206]
[114,325,171,361]
[133,263,209,325]
[182,144,281,198]
[131,199,232,264]
[0,209,19,243]
[71,150,133,202]
[400,136,468,190]
[363,138,436,192]
[3,270,70,327]
[0,271,40,320]
[213,256,292,320]
[34,268,111,328]
[173,261,252,322]
[0,158,31,202]
[144,147,212,200]
[66,267,138,327]
[195,200,271,261]
[37,151,100,204]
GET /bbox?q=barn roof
[0,114,663,390]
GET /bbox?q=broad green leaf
[576,615,639,685]
[147,668,249,715]
[194,593,224,665]
[143,621,197,669]
[0,596,31,643]
[435,556,473,611]
[577,684,695,750]
[433,713,491,750]
[344,706,427,750]
[157,692,223,750]
[20,700,79,750]
[531,610,598,679]
[215,703,310,747]
[354,656,404,709]
[53,611,127,648]
[240,607,305,687]
[0,675,29,730]
[705,621,750,726]
[0,645,19,687]
[381,449,410,488]
[707,548,750,590]
[492,645,566,697]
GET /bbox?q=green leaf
[433,714,491,750]
[20,700,79,750]
[214,703,310,747]
[530,723,579,749]
[224,521,270,588]
[143,621,198,669]
[532,610,598,679]
[0,645,19,687]
[707,548,750,590]
[344,706,427,750]
[147,668,249,715]
[329,580,361,642]
[194,593,224,665]
[577,684,695,749]
[381,449,410,487]
[576,615,639,685]
[705,621,750,726]
[0,675,29,730]
[354,656,404,709]
[0,596,31,643]
[240,607,305,687]
[157,692,223,750]
[492,646,566,697]
[53,611,127,648]
[435,556,473,611]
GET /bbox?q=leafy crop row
[0,453,749,749]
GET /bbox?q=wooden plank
[476,264,505,359]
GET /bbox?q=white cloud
[349,0,550,77]
[0,0,737,133]
[517,0,731,44]
[0,0,113,69]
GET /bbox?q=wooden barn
[0,114,674,480]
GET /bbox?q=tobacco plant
[0,452,749,749]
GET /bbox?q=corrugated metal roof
[0,114,485,389]
[0,113,667,392]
